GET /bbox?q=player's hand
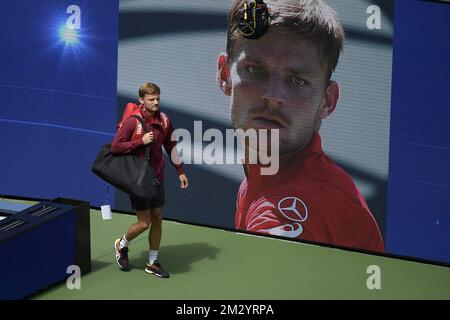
[142,132,153,145]
[179,174,189,189]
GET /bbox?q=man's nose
[261,79,286,108]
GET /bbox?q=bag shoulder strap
[130,115,151,161]
[131,114,148,132]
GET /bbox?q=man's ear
[217,53,232,96]
[318,80,339,120]
[138,97,144,105]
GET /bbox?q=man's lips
[251,116,286,128]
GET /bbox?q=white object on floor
[101,205,112,220]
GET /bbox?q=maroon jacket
[111,107,184,181]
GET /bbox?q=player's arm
[111,118,143,154]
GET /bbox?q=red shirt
[235,133,384,252]
[111,107,184,181]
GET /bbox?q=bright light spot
[59,25,79,45]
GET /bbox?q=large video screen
[116,0,393,253]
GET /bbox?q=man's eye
[291,77,305,87]
[246,65,265,75]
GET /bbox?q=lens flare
[59,25,79,45]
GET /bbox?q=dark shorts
[129,182,165,210]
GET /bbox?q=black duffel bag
[92,115,160,200]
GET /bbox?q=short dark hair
[227,0,345,80]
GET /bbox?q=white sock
[119,235,129,249]
[149,250,158,265]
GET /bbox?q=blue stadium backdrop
[0,0,449,265]
[386,0,450,264]
[0,0,119,207]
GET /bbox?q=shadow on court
[90,260,111,273]
[129,242,220,275]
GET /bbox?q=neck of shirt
[244,132,324,183]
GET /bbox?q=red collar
[140,107,162,126]
[245,133,324,179]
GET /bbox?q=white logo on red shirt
[244,196,308,239]
[277,197,308,222]
[160,112,168,129]
[136,123,142,135]
[261,223,303,238]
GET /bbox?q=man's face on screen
[226,30,330,155]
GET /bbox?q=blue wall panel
[387,0,450,263]
[0,1,118,206]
